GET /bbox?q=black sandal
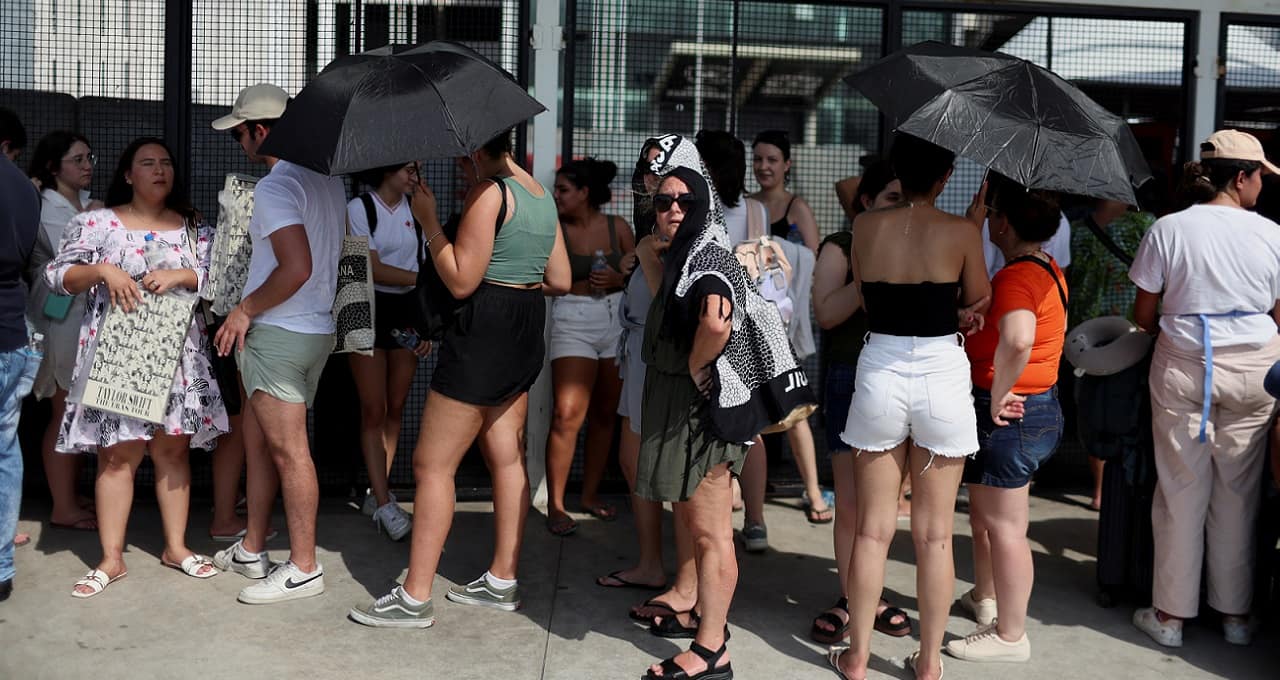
[810,596,850,644]
[650,611,731,641]
[874,601,912,638]
[645,641,733,680]
[630,598,679,623]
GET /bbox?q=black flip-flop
[629,597,677,622]
[597,570,666,591]
[874,604,912,637]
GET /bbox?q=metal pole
[694,0,705,133]
[527,0,565,508]
[163,0,193,187]
[1191,9,1220,158]
[728,0,740,134]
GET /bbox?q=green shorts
[237,324,334,407]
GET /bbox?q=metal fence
[4,0,528,492]
[6,0,1275,492]
[563,0,1197,464]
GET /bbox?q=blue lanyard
[1193,311,1265,442]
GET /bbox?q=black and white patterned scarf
[649,134,815,443]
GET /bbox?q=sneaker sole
[237,584,325,605]
[743,541,768,553]
[348,608,435,629]
[376,520,413,542]
[944,648,1030,663]
[445,590,520,611]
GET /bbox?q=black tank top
[861,281,961,337]
[769,196,798,239]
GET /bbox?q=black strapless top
[861,280,961,337]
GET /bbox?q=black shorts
[206,315,243,416]
[374,290,420,351]
[431,282,546,407]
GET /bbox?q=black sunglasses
[654,193,697,213]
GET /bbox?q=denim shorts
[963,387,1063,489]
[824,361,857,453]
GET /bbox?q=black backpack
[411,177,508,340]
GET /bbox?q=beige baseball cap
[211,83,290,131]
[1200,129,1280,175]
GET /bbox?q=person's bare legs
[600,420,665,588]
[899,475,912,519]
[906,446,965,680]
[969,484,1034,640]
[249,391,319,572]
[970,510,995,603]
[634,500,697,619]
[350,351,393,507]
[72,441,143,595]
[150,432,210,574]
[1088,456,1104,510]
[648,463,736,677]
[400,390,486,602]
[579,357,622,516]
[838,444,908,680]
[545,357,596,531]
[477,394,530,579]
[788,419,830,518]
[382,349,418,479]
[44,390,94,528]
[814,450,856,638]
[739,436,767,528]
[239,397,278,555]
[209,410,246,537]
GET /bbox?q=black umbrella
[846,41,1151,204]
[258,41,545,176]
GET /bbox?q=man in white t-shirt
[210,83,347,605]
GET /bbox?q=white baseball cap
[211,83,290,131]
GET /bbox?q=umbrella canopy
[846,41,1151,204]
[258,41,545,176]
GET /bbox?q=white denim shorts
[840,333,978,458]
[549,292,623,361]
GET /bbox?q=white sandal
[162,554,217,579]
[71,569,127,598]
[906,651,943,680]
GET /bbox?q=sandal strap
[835,596,849,612]
[689,640,727,664]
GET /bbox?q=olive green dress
[636,290,751,503]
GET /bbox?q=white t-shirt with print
[1129,204,1280,351]
[242,160,347,335]
[983,214,1072,278]
[347,193,421,294]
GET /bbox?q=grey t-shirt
[0,156,39,351]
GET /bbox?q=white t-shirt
[983,214,1072,278]
[347,193,421,294]
[39,188,91,249]
[1129,204,1280,351]
[722,196,768,244]
[242,160,347,335]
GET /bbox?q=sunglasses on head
[654,193,697,213]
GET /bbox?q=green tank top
[484,177,558,285]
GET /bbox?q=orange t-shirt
[966,258,1068,394]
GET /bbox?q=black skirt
[431,282,546,406]
[374,290,418,350]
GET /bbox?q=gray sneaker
[349,586,435,628]
[742,522,769,553]
[212,539,270,579]
[445,575,521,611]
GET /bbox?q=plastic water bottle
[390,328,421,351]
[590,249,609,299]
[786,223,804,245]
[16,328,44,399]
[142,233,168,271]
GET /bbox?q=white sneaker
[373,500,413,541]
[237,561,324,605]
[958,588,998,626]
[1223,617,1254,646]
[361,488,381,517]
[945,623,1031,662]
[1133,607,1183,648]
[212,539,270,579]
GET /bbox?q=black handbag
[412,177,508,339]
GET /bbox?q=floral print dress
[44,208,229,453]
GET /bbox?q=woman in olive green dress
[636,135,815,680]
